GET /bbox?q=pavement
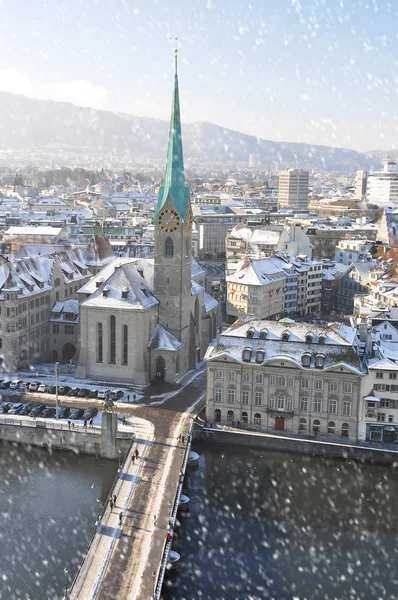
[69,370,207,600]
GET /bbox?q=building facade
[205,320,362,440]
[278,169,309,211]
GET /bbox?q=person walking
[133,393,136,401]
[127,394,130,402]
[209,419,213,428]
[135,448,139,459]
[154,514,157,527]
[113,494,117,506]
[110,498,114,510]
[237,420,240,428]
[232,420,235,427]
[83,418,87,428]
[89,418,93,427]
[68,420,71,430]
[119,511,123,526]
[131,454,135,465]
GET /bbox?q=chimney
[359,317,368,343]
[102,286,109,298]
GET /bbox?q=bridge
[65,371,206,599]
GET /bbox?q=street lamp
[118,449,122,472]
[96,497,100,523]
[152,571,156,598]
[64,567,69,599]
[168,500,172,522]
[55,361,59,419]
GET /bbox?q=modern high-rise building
[278,168,309,211]
[366,159,398,207]
[355,170,368,201]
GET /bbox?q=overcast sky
[0,0,397,151]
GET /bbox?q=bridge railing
[0,415,101,434]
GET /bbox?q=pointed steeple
[154,52,190,221]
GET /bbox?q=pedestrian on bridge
[113,494,117,506]
[110,498,114,510]
[135,448,139,459]
[119,512,123,526]
[131,454,135,465]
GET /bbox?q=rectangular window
[242,372,250,383]
[255,373,263,384]
[342,401,351,417]
[313,398,322,413]
[315,379,323,391]
[329,399,337,415]
[214,388,222,403]
[389,415,394,423]
[329,381,338,392]
[376,372,384,379]
[269,374,275,386]
[64,325,74,335]
[269,395,275,408]
[255,392,262,406]
[301,378,309,389]
[287,397,293,411]
[288,377,294,387]
[343,382,353,394]
[53,324,59,334]
[241,390,249,405]
[300,397,308,411]
[277,376,286,387]
[277,395,285,409]
[389,373,397,380]
[228,371,235,382]
[227,389,236,403]
[215,370,223,380]
[377,412,385,422]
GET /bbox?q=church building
[76,55,219,385]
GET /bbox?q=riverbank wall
[194,426,398,465]
[0,422,133,458]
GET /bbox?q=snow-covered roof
[205,319,362,373]
[5,226,63,236]
[148,323,183,352]
[204,291,218,313]
[368,358,398,371]
[191,280,204,296]
[191,256,206,279]
[50,299,79,322]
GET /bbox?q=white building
[334,239,374,265]
[278,169,309,211]
[366,159,398,207]
[205,319,363,440]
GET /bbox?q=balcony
[266,407,295,417]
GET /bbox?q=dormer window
[302,352,311,367]
[305,332,313,344]
[259,329,267,340]
[122,287,129,299]
[242,347,252,362]
[318,333,326,344]
[102,286,109,298]
[256,348,265,363]
[96,279,103,288]
[246,327,255,339]
[281,330,290,341]
[315,353,325,369]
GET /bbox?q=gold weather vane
[169,35,178,55]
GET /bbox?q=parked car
[9,380,23,390]
[19,382,28,391]
[47,385,57,394]
[0,402,12,413]
[19,402,34,416]
[68,388,80,397]
[83,407,98,420]
[29,404,46,417]
[8,402,24,415]
[87,389,98,399]
[97,389,110,400]
[37,384,48,393]
[41,407,56,418]
[0,381,11,389]
[70,408,84,420]
[58,386,71,396]
[77,389,90,398]
[109,389,124,400]
[57,407,71,419]
[28,382,41,392]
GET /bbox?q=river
[163,443,398,600]
[0,441,117,600]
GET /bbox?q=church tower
[153,52,194,369]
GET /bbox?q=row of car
[0,379,124,400]
[0,401,99,420]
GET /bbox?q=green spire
[154,53,190,221]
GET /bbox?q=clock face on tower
[184,207,193,232]
[158,209,181,233]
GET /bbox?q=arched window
[254,413,261,425]
[242,347,252,362]
[305,332,313,344]
[301,352,312,367]
[256,349,265,363]
[122,324,128,365]
[259,329,267,339]
[241,411,248,424]
[299,418,307,431]
[165,237,174,258]
[227,410,234,422]
[20,350,27,361]
[277,375,286,387]
[281,330,290,341]
[97,322,103,363]
[215,409,221,422]
[318,333,326,344]
[313,419,320,433]
[109,316,116,364]
[246,327,255,338]
[328,421,335,434]
[315,353,325,369]
[341,423,349,438]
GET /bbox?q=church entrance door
[155,356,165,380]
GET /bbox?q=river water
[0,441,117,600]
[163,443,398,600]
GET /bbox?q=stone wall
[194,427,398,465]
[0,423,133,458]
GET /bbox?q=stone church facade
[76,56,219,385]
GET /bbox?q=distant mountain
[365,149,398,161]
[0,90,382,171]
